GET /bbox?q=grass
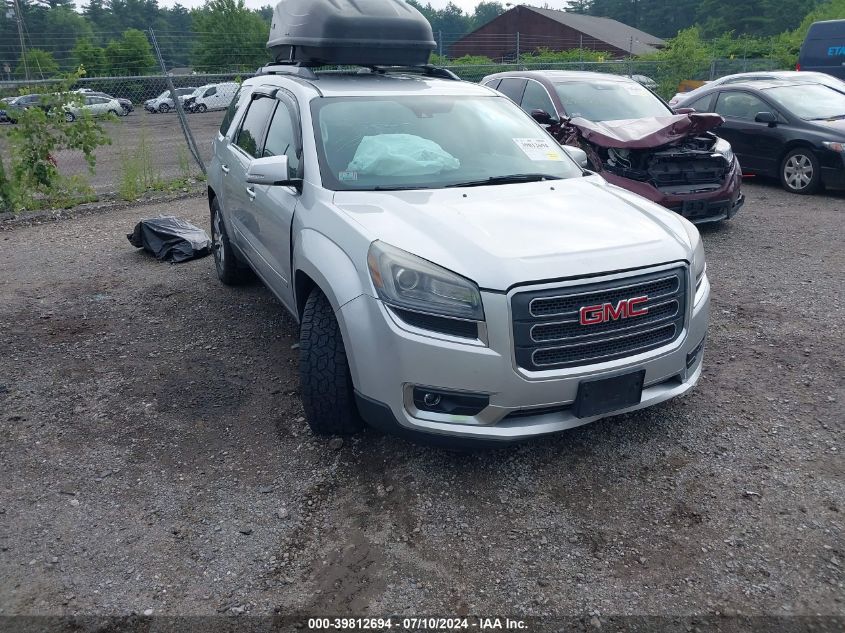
[118,125,162,200]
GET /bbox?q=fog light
[686,337,706,368]
[412,387,489,416]
[422,392,441,407]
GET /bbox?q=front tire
[210,196,252,285]
[158,103,170,113]
[197,103,207,113]
[64,112,75,123]
[299,289,363,436]
[780,148,821,194]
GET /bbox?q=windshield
[311,95,582,191]
[766,84,845,120]
[554,81,671,121]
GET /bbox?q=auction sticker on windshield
[513,138,563,161]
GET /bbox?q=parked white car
[144,87,197,113]
[668,70,845,106]
[189,82,238,113]
[64,95,124,122]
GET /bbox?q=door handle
[220,164,229,174]
[246,186,256,200]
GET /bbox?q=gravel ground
[0,180,842,627]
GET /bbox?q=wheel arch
[293,229,366,320]
[778,140,819,166]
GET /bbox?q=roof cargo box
[267,0,436,66]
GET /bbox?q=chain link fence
[0,56,784,209]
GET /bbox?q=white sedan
[64,95,125,122]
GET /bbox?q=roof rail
[255,62,460,82]
[256,62,318,80]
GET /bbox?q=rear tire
[299,289,363,436]
[780,147,821,194]
[210,196,252,285]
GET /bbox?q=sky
[151,0,574,13]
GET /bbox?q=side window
[262,101,301,178]
[220,86,247,136]
[714,91,770,120]
[205,86,217,98]
[234,96,276,158]
[482,78,501,90]
[497,78,527,102]
[521,80,556,116]
[686,94,715,112]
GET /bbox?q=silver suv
[207,66,710,443]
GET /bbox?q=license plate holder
[572,370,645,419]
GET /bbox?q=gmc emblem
[580,296,649,326]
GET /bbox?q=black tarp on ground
[127,216,212,263]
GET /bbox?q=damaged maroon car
[481,71,744,223]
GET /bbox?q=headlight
[714,137,734,163]
[822,141,845,152]
[367,241,484,321]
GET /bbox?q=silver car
[207,66,710,443]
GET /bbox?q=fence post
[148,28,206,176]
[438,30,443,59]
[743,36,749,72]
[516,31,520,64]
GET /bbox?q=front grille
[512,268,687,370]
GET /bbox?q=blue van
[799,20,845,79]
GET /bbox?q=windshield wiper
[445,173,563,188]
[808,113,845,121]
[370,185,434,191]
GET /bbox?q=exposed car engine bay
[601,132,730,194]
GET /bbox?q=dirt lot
[0,181,842,628]
[0,110,224,193]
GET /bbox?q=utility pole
[12,0,28,79]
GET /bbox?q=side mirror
[754,111,777,125]
[562,145,589,169]
[245,155,299,187]
[674,107,696,114]
[530,109,557,125]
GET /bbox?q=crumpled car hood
[570,113,725,149]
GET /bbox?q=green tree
[44,7,94,68]
[15,49,59,78]
[72,38,107,77]
[105,28,156,76]
[3,69,111,211]
[471,2,505,30]
[191,0,270,72]
[643,26,711,97]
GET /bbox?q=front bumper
[602,157,743,224]
[338,265,710,442]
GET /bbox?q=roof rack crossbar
[368,65,460,81]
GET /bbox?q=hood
[570,113,724,149]
[806,117,845,134]
[333,176,693,291]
